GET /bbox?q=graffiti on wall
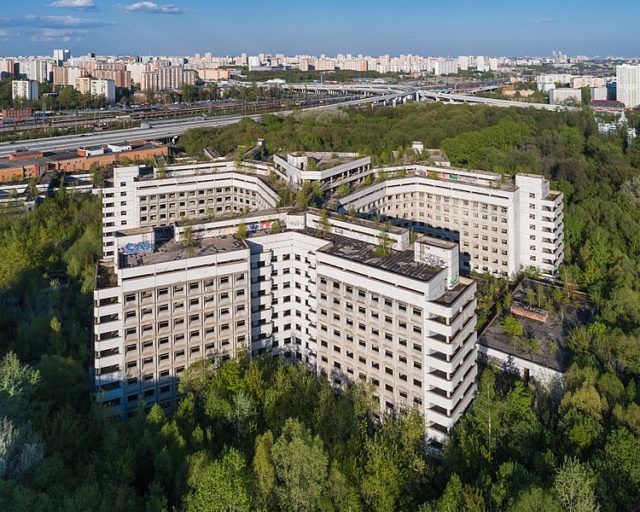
[119,241,155,255]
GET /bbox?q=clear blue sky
[0,0,638,57]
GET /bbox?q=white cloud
[30,28,89,42]
[20,15,111,27]
[49,0,97,8]
[121,2,185,14]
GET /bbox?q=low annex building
[0,141,168,183]
[94,164,478,441]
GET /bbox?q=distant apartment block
[140,66,198,92]
[570,76,606,89]
[94,63,132,89]
[535,74,572,92]
[94,166,478,440]
[197,68,233,81]
[549,88,582,105]
[53,49,70,64]
[617,64,640,109]
[52,64,84,87]
[90,79,116,103]
[11,80,39,101]
[590,86,608,101]
[337,165,564,279]
[75,77,116,103]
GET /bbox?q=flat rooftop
[136,167,275,188]
[0,156,49,169]
[96,261,118,289]
[376,169,517,193]
[285,152,364,172]
[415,233,457,250]
[175,207,287,228]
[120,235,246,268]
[316,232,441,282]
[423,149,449,163]
[478,279,593,372]
[433,280,473,307]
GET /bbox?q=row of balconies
[427,357,476,412]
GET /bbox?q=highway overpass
[0,86,578,158]
[416,90,581,111]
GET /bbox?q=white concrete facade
[90,78,116,103]
[11,80,39,101]
[101,164,279,260]
[337,166,564,279]
[274,152,372,191]
[94,166,478,440]
[617,64,640,109]
[549,88,582,105]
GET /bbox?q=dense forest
[1,103,640,510]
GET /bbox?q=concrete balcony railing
[94,321,121,336]
[95,336,121,353]
[426,387,453,410]
[450,364,477,407]
[427,370,457,393]
[449,381,477,422]
[450,334,476,371]
[98,330,120,342]
[450,346,476,386]
[95,369,121,386]
[426,351,453,374]
[95,353,122,369]
[427,405,456,429]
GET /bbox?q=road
[0,86,576,158]
[0,93,400,158]
[417,91,581,111]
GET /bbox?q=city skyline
[1,0,640,57]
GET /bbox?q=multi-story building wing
[337,165,564,279]
[273,152,372,191]
[100,163,279,259]
[94,234,251,413]
[94,164,478,441]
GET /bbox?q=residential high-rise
[616,64,640,109]
[75,77,117,103]
[90,79,116,103]
[53,49,71,64]
[549,88,582,105]
[11,79,39,101]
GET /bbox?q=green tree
[271,418,328,512]
[553,457,600,512]
[185,448,251,512]
[319,209,332,238]
[511,487,562,512]
[252,431,275,508]
[181,226,195,256]
[502,314,524,340]
[235,223,248,240]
